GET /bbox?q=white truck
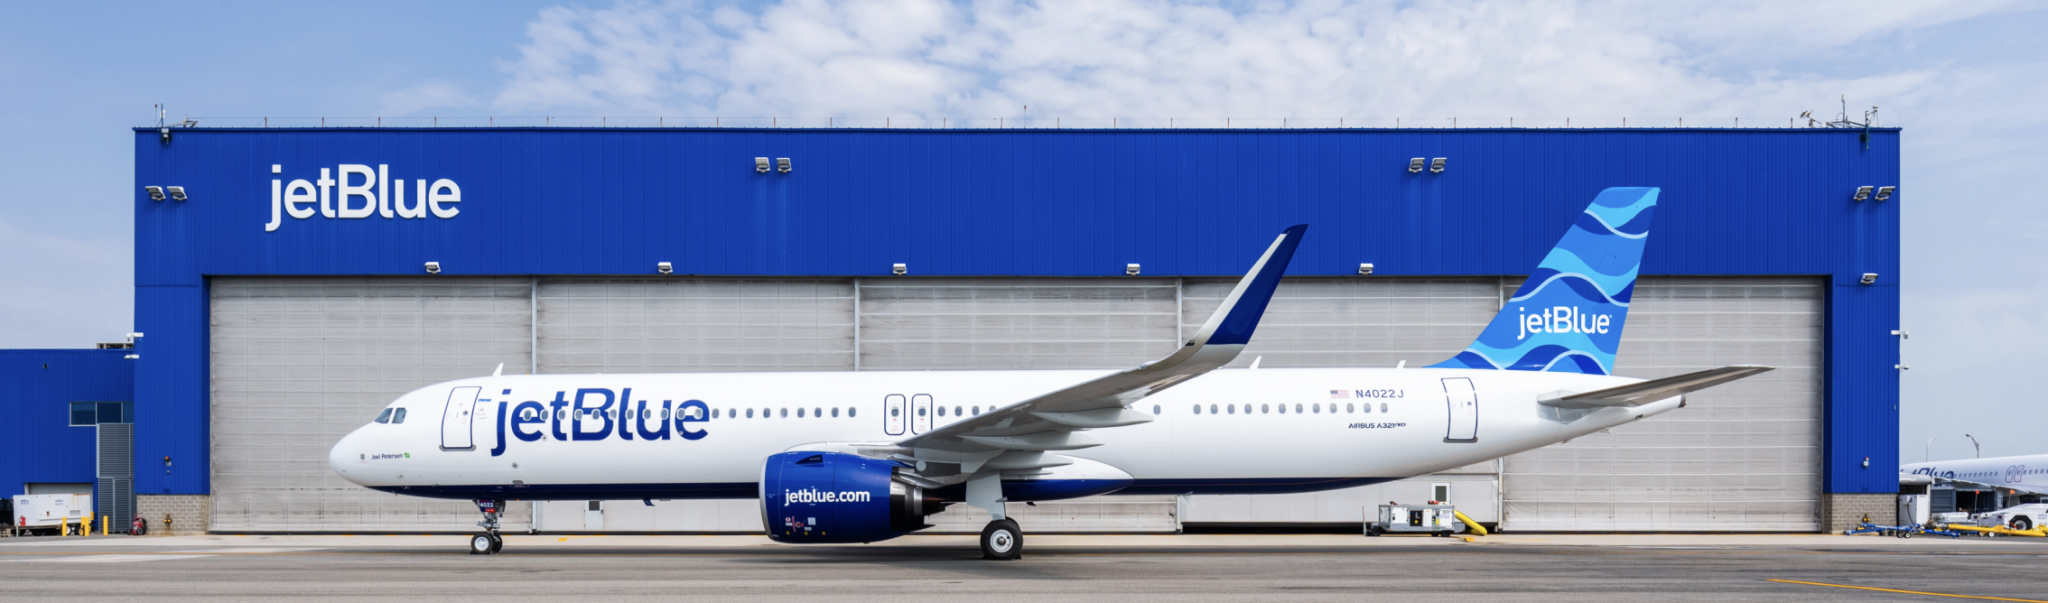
[11,494,92,535]
[1975,503,2048,531]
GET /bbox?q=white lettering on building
[266,164,460,232]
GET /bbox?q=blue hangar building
[18,125,1904,534]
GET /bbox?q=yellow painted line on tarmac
[1769,579,2048,602]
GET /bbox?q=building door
[1443,378,1477,442]
[441,387,480,450]
[884,394,906,436]
[584,501,603,530]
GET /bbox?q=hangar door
[1500,277,1823,531]
[209,277,535,532]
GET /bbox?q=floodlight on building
[1853,186,1872,202]
[1875,186,1894,201]
[1430,158,1446,174]
[167,186,187,201]
[1860,272,1878,285]
[755,157,771,173]
[1408,158,1425,173]
[425,261,442,275]
[145,186,165,201]
[892,263,907,276]
[1126,263,1140,276]
[657,262,673,275]
[1359,263,1375,276]
[777,158,792,173]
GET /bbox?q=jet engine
[759,451,943,544]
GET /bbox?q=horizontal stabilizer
[1538,365,1773,409]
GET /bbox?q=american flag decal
[1330,390,1349,399]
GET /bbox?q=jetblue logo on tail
[1433,187,1657,375]
[1518,306,1613,340]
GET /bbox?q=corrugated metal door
[1501,276,1823,531]
[209,277,534,532]
[536,277,854,374]
[856,277,1180,370]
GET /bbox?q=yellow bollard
[101,516,109,536]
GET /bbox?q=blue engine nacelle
[759,451,939,544]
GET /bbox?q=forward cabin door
[441,386,481,450]
[1442,378,1478,443]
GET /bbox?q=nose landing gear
[470,498,504,555]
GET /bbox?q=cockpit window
[375,408,393,424]
[392,408,408,423]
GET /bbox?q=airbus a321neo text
[331,187,1771,558]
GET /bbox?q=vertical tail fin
[1432,187,1659,375]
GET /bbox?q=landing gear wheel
[487,532,504,554]
[981,519,1022,560]
[470,533,496,555]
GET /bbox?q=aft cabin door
[441,386,481,450]
[1442,378,1478,443]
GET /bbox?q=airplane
[330,186,1773,558]
[1902,453,2048,497]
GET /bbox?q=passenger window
[1227,404,1236,414]
[816,407,823,418]
[746,409,754,419]
[1277,404,1286,414]
[798,408,806,418]
[848,408,857,418]
[972,406,981,415]
[937,406,946,417]
[1210,404,1218,414]
[779,408,787,418]
[1261,404,1269,414]
[954,406,962,417]
[891,407,900,417]
[1312,404,1320,414]
[1347,403,1354,413]
[1193,405,1202,415]
[1380,403,1388,413]
[1153,404,1161,415]
[392,408,407,423]
[831,407,840,418]
[375,408,393,424]
[1297,404,1304,414]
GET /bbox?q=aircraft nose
[329,428,367,485]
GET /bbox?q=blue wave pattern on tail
[1431,187,1658,375]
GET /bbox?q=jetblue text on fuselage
[489,387,711,456]
[1517,306,1612,340]
[266,164,461,232]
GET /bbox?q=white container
[12,494,91,528]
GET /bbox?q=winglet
[1192,224,1308,346]
[492,363,504,377]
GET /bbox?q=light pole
[1966,434,1981,459]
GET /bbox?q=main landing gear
[470,498,504,555]
[980,518,1022,560]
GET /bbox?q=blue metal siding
[0,350,133,497]
[133,127,1902,495]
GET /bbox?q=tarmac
[2,532,2044,602]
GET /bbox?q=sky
[1,0,2043,461]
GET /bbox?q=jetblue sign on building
[266,164,461,231]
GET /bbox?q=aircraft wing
[883,225,1307,471]
[1538,365,1775,409]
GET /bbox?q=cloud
[482,0,2038,123]
[377,80,481,116]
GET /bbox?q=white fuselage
[1903,454,2048,496]
[329,367,1676,501]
